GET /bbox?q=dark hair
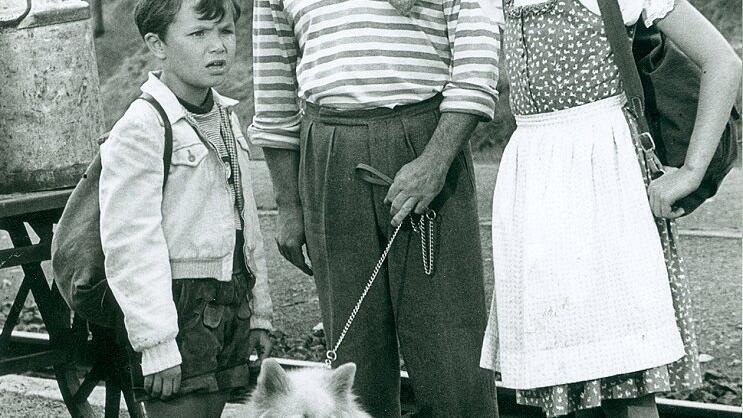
[134,0,241,40]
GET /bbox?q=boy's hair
[134,0,241,40]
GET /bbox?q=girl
[480,0,741,417]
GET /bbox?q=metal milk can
[1,0,104,194]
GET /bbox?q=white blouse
[479,0,675,28]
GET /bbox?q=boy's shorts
[119,267,256,402]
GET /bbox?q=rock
[699,353,715,363]
[729,359,741,366]
[704,369,726,380]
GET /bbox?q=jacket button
[188,150,196,162]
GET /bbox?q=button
[187,150,196,162]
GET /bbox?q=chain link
[414,210,436,276]
[325,221,404,369]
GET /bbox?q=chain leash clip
[411,209,437,276]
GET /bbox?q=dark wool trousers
[298,95,497,418]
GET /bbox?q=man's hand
[275,205,313,275]
[247,329,273,366]
[143,364,181,400]
[384,154,448,226]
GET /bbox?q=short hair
[134,0,241,40]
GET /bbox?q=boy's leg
[299,120,402,417]
[143,392,229,418]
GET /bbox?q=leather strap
[596,0,655,145]
[138,93,173,186]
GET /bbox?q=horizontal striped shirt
[248,0,501,149]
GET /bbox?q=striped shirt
[248,0,501,149]
[187,105,244,229]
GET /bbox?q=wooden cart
[0,190,144,418]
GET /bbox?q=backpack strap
[597,0,655,150]
[137,93,173,186]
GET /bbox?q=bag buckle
[638,132,656,153]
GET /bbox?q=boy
[98,1,273,417]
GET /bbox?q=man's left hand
[247,329,273,366]
[385,154,448,226]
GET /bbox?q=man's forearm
[420,112,481,168]
[263,147,301,208]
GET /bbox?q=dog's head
[248,359,371,418]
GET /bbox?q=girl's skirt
[480,94,702,416]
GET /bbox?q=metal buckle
[638,132,656,153]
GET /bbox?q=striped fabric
[249,0,501,149]
[188,106,244,229]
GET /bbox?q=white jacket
[99,72,273,375]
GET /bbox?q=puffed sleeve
[580,0,676,27]
[478,0,505,29]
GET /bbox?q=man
[249,1,500,416]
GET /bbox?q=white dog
[246,359,372,418]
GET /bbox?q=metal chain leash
[411,209,437,276]
[325,221,404,369]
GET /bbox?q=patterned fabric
[249,0,501,149]
[514,110,703,417]
[481,96,686,390]
[481,0,701,415]
[502,0,623,115]
[188,105,245,229]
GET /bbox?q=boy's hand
[248,329,273,365]
[144,364,181,400]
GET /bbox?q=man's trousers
[298,95,497,418]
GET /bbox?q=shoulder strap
[137,93,173,186]
[596,0,653,136]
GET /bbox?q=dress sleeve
[637,0,676,27]
[478,0,505,29]
[579,0,676,27]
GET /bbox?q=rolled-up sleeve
[248,0,302,150]
[441,0,502,121]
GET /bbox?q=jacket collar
[140,71,239,123]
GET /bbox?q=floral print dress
[479,0,703,415]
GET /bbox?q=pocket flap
[172,143,208,167]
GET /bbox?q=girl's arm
[648,0,742,218]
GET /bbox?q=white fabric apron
[480,95,685,389]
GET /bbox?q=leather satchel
[51,93,173,327]
[597,0,739,214]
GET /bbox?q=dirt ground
[1,166,741,381]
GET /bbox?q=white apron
[480,95,685,389]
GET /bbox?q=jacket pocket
[171,143,208,167]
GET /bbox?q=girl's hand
[647,166,702,219]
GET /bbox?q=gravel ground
[0,392,128,418]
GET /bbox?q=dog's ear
[257,358,290,398]
[330,362,356,397]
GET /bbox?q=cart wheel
[54,318,146,418]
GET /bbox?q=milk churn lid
[0,0,90,30]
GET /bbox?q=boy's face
[152,0,237,99]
